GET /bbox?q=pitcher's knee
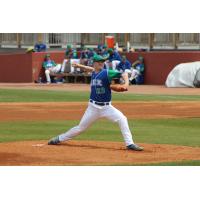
[120,115,127,122]
[115,115,127,123]
[116,115,127,124]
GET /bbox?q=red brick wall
[126,51,200,84]
[0,53,32,82]
[1,51,200,84]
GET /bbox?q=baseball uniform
[58,69,134,146]
[105,49,122,70]
[48,54,143,151]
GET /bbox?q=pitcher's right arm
[72,63,94,72]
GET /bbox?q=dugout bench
[50,72,91,84]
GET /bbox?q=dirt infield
[0,101,200,121]
[0,83,200,95]
[0,140,200,166]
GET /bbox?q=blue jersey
[88,51,96,59]
[90,69,121,102]
[101,50,109,58]
[116,60,131,72]
[135,63,145,74]
[34,43,46,52]
[80,51,89,59]
[108,51,122,62]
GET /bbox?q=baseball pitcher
[48,54,143,151]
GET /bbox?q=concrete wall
[1,51,200,84]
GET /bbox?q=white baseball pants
[59,102,134,146]
[129,69,140,81]
[105,60,121,70]
[45,65,62,83]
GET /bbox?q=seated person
[116,55,131,73]
[71,49,79,59]
[70,49,81,73]
[62,46,79,73]
[80,47,89,65]
[42,54,62,84]
[87,48,97,66]
[34,42,46,52]
[101,44,109,59]
[97,44,103,55]
[105,48,122,70]
[130,55,145,84]
[65,44,73,59]
[115,55,132,84]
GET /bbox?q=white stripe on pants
[59,102,134,146]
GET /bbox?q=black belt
[90,100,110,106]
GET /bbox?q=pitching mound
[0,140,200,165]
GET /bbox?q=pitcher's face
[93,61,104,71]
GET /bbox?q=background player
[48,54,143,151]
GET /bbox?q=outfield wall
[1,51,200,84]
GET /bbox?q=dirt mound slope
[0,140,199,166]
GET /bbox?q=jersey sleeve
[107,69,122,82]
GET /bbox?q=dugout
[1,51,200,84]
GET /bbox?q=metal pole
[17,33,21,48]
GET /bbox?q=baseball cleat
[126,144,144,151]
[48,136,60,145]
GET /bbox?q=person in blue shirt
[80,47,89,59]
[80,47,89,65]
[116,55,131,73]
[130,55,145,84]
[62,45,78,73]
[87,48,97,66]
[34,42,46,52]
[101,44,109,59]
[48,54,143,151]
[105,48,122,70]
[87,48,96,58]
[97,44,103,55]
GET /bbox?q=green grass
[1,118,199,166]
[0,88,200,102]
[113,160,200,166]
[0,118,199,147]
[137,160,200,166]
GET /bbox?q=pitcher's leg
[58,104,99,142]
[101,105,134,146]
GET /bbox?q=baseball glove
[110,84,128,92]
